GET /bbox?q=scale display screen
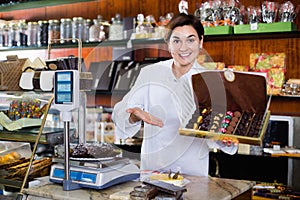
[53,168,97,184]
[55,71,73,104]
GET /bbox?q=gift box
[227,65,249,72]
[202,62,226,70]
[250,53,286,95]
[0,55,29,91]
[179,70,270,146]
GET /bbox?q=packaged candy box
[179,70,270,146]
[0,99,46,131]
[202,62,226,70]
[250,53,286,95]
[227,65,250,72]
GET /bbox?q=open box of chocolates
[179,70,271,146]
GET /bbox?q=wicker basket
[0,56,27,91]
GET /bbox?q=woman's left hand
[126,107,164,128]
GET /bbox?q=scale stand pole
[62,112,80,190]
[53,70,80,190]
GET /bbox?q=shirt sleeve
[112,68,148,139]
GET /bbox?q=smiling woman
[112,13,238,177]
[168,25,202,79]
[165,14,204,79]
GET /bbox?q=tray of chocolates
[179,70,271,146]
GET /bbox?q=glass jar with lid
[89,18,101,42]
[9,23,20,47]
[108,13,123,40]
[72,17,84,43]
[27,22,39,46]
[135,14,146,39]
[19,21,28,46]
[0,24,4,47]
[48,19,60,44]
[145,15,155,38]
[60,18,72,44]
[83,19,91,43]
[38,20,49,46]
[2,24,9,47]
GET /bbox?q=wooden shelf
[204,31,300,41]
[1,31,300,52]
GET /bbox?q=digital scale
[50,70,140,190]
[50,157,140,189]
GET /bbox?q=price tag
[250,23,258,30]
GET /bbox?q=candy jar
[48,19,60,43]
[262,1,279,23]
[60,18,72,43]
[19,21,28,46]
[83,19,91,43]
[135,14,146,39]
[279,1,298,22]
[108,13,123,40]
[38,20,49,46]
[144,15,154,38]
[247,6,262,24]
[2,24,9,47]
[0,24,3,47]
[8,22,20,47]
[89,15,104,42]
[27,22,39,47]
[178,0,188,15]
[72,17,84,42]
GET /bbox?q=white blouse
[112,59,237,176]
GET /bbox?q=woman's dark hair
[164,13,204,43]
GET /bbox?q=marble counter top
[23,176,255,200]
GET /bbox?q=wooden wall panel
[204,41,235,64]
[83,46,113,69]
[134,44,161,61]
[0,7,46,21]
[270,96,300,116]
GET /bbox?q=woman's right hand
[126,107,164,128]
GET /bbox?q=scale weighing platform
[50,157,140,189]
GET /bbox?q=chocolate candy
[219,128,227,133]
[234,111,241,118]
[229,121,236,127]
[197,116,203,123]
[7,99,45,120]
[224,115,232,120]
[227,126,234,132]
[222,118,230,124]
[231,117,239,123]
[222,123,229,128]
[226,111,233,117]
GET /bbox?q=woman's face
[168,25,203,68]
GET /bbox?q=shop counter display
[0,127,67,145]
[22,175,255,200]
